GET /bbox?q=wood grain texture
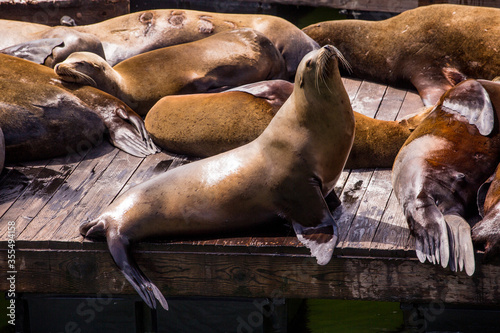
[0,0,129,26]
[2,248,499,305]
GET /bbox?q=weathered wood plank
[236,0,418,13]
[4,248,500,305]
[397,89,426,119]
[47,148,145,247]
[0,0,130,26]
[0,153,85,242]
[14,143,119,247]
[369,192,413,256]
[418,0,500,9]
[0,160,51,222]
[341,169,393,255]
[350,81,387,117]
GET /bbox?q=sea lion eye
[305,59,313,68]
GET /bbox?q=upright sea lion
[0,21,105,67]
[79,45,355,309]
[0,54,158,162]
[54,29,287,115]
[71,9,318,76]
[392,79,500,276]
[303,4,500,106]
[145,79,429,168]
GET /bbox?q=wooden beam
[3,248,499,305]
[236,0,419,12]
[0,0,130,26]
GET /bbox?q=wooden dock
[1,77,500,309]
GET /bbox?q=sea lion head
[54,51,111,87]
[295,45,350,95]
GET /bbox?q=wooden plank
[369,192,413,256]
[375,86,407,121]
[350,81,387,117]
[0,160,52,222]
[369,89,423,256]
[0,0,130,26]
[14,143,119,247]
[236,0,418,13]
[418,0,500,9]
[47,148,145,248]
[0,152,85,241]
[342,77,362,104]
[397,89,425,119]
[341,169,393,255]
[4,247,500,305]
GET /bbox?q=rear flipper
[80,219,168,310]
[107,231,169,310]
[445,214,475,276]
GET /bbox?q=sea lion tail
[107,230,169,311]
[444,214,475,276]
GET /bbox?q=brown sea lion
[54,29,287,115]
[79,45,355,309]
[0,54,158,162]
[145,79,429,168]
[303,4,500,106]
[0,20,105,67]
[72,9,318,76]
[469,80,500,262]
[0,126,4,172]
[392,79,500,276]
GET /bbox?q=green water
[289,299,406,333]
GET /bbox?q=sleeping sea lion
[0,54,158,162]
[71,9,318,76]
[0,20,105,67]
[145,79,429,168]
[54,29,287,115]
[392,79,500,276]
[79,45,355,309]
[303,4,500,106]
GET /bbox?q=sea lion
[392,79,500,276]
[303,4,500,106]
[0,54,158,162]
[469,80,500,262]
[0,126,4,172]
[0,21,105,67]
[79,45,355,309]
[145,79,429,168]
[54,28,287,115]
[71,9,318,76]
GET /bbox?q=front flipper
[406,194,450,268]
[410,69,454,107]
[105,107,160,157]
[445,214,475,276]
[287,183,339,265]
[107,230,169,310]
[0,38,64,65]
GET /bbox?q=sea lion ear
[299,75,304,88]
[442,79,494,136]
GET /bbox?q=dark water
[288,299,405,333]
